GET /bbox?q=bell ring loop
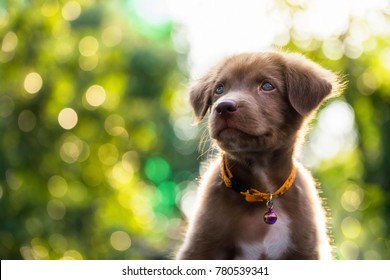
[266,193,273,209]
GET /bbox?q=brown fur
[177,51,342,260]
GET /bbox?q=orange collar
[220,153,296,203]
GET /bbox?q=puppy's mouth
[213,121,270,140]
[214,121,242,137]
[218,125,245,136]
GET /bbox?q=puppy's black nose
[215,100,238,118]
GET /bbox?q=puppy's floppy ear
[284,53,340,116]
[189,75,214,123]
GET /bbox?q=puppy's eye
[215,84,224,95]
[260,82,275,92]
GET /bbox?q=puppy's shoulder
[294,163,316,189]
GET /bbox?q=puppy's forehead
[216,53,285,82]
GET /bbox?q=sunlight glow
[341,188,363,212]
[173,116,198,141]
[0,95,14,118]
[58,108,78,130]
[48,176,68,198]
[62,1,81,21]
[41,0,59,17]
[305,101,357,165]
[5,170,22,191]
[62,250,83,260]
[340,240,360,259]
[1,31,18,52]
[31,238,49,259]
[85,85,106,107]
[155,0,390,77]
[133,0,171,25]
[380,47,390,71]
[49,233,68,254]
[104,114,126,136]
[79,36,99,57]
[167,0,278,77]
[79,55,98,71]
[110,231,132,251]
[24,72,43,94]
[98,143,119,166]
[341,216,362,239]
[293,1,350,40]
[47,199,66,220]
[179,181,198,219]
[102,25,123,47]
[59,134,90,163]
[111,162,134,184]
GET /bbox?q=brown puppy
[177,51,342,260]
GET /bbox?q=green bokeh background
[0,0,389,259]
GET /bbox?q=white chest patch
[236,210,291,260]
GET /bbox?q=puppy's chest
[234,208,292,260]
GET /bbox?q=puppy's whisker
[197,124,210,159]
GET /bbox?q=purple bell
[264,208,277,224]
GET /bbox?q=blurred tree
[0,0,196,259]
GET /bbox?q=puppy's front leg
[177,195,237,259]
[176,219,236,260]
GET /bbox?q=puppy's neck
[224,148,295,194]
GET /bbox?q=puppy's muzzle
[215,100,238,119]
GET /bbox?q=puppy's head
[190,52,342,153]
